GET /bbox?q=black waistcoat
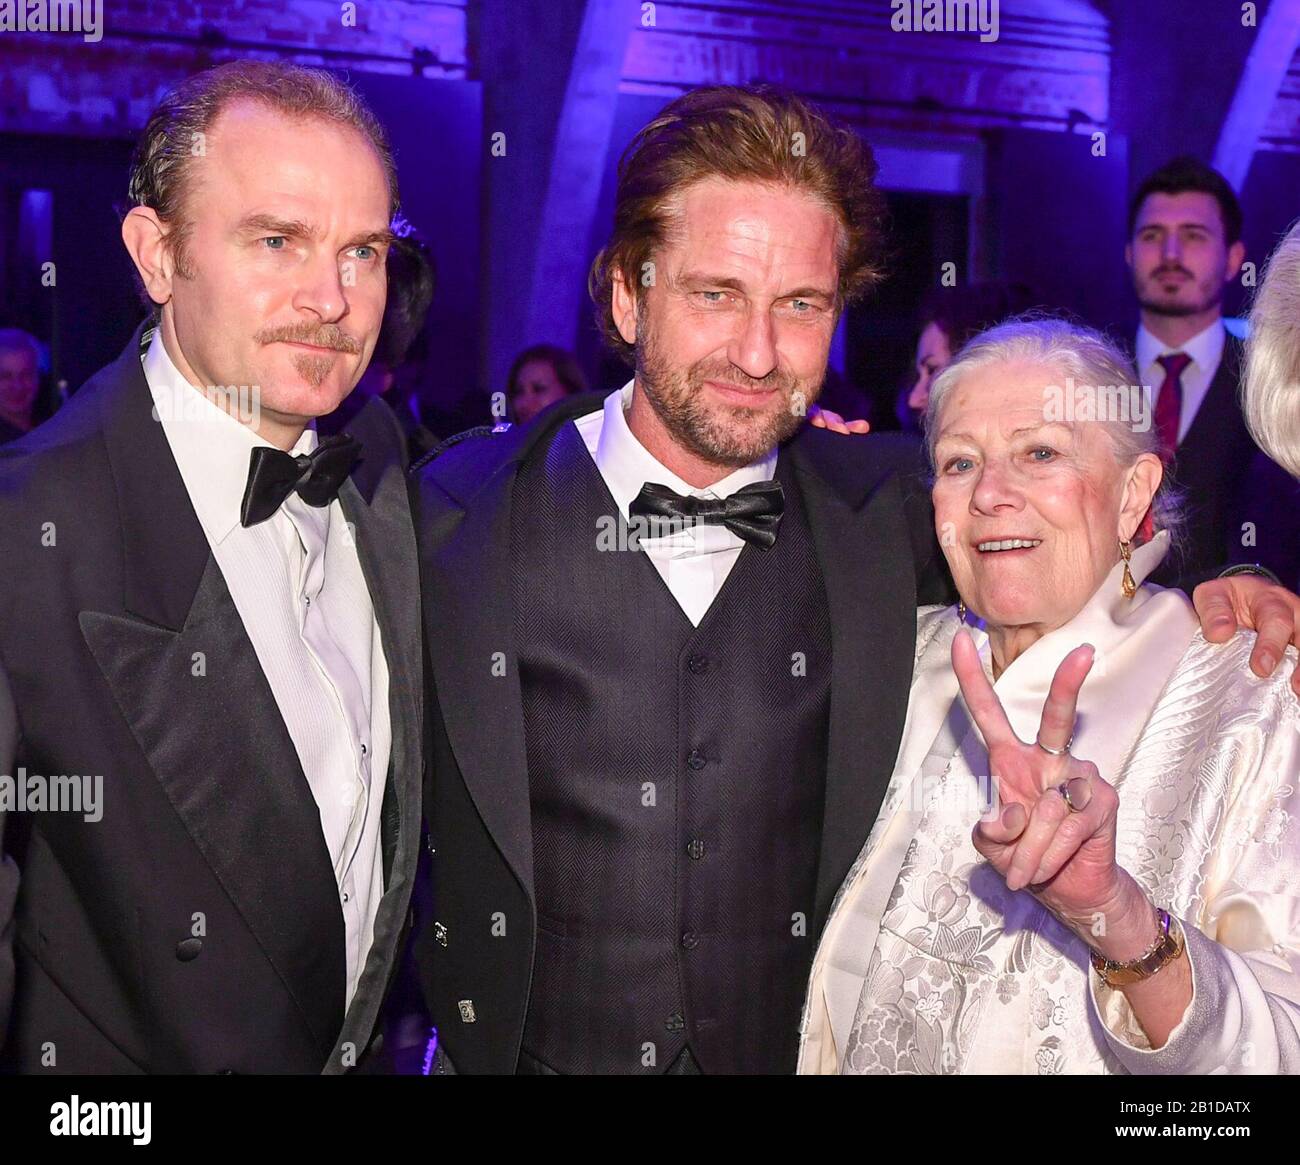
[510,420,832,1074]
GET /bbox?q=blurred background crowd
[2,0,1299,585]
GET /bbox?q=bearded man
[413,85,969,1076]
[1125,156,1300,584]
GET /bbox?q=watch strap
[1090,908,1186,987]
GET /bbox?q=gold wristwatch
[1090,908,1186,987]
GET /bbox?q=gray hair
[924,314,1182,547]
[1243,220,1300,479]
[127,60,399,294]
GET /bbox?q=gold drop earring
[1119,538,1136,599]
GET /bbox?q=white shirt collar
[587,380,778,518]
[1135,316,1226,378]
[142,329,317,545]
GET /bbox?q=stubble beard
[1136,269,1224,319]
[634,319,821,469]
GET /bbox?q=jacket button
[687,653,708,674]
[681,931,699,950]
[176,938,202,962]
[665,1013,685,1033]
[686,839,705,860]
[687,750,706,771]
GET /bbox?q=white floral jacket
[799,538,1300,1075]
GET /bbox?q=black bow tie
[240,433,361,528]
[628,479,785,549]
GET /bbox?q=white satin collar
[944,531,1199,785]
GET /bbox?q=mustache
[688,362,795,393]
[255,322,361,354]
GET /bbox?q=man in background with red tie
[1126,156,1300,586]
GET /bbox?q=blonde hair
[1243,221,1300,479]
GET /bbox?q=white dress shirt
[573,381,777,626]
[1135,317,1226,445]
[143,332,391,1013]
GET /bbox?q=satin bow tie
[239,433,361,528]
[628,479,785,549]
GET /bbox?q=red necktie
[1153,353,1191,462]
[1138,353,1191,544]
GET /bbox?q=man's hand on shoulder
[808,405,870,435]
[1193,573,1300,696]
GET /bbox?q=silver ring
[1036,734,1073,757]
[1056,779,1087,813]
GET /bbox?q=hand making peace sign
[951,629,1130,933]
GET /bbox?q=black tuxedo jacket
[411,393,954,1074]
[0,323,424,1073]
[1158,338,1300,586]
[0,668,16,1046]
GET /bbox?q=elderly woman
[800,317,1300,1074]
[1245,220,1300,480]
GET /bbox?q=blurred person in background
[902,282,1037,429]
[1125,156,1299,585]
[322,221,438,463]
[506,342,587,425]
[0,329,42,444]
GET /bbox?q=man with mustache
[412,88,1300,1075]
[0,60,423,1072]
[1126,156,1300,584]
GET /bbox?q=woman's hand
[951,628,1195,1046]
[951,630,1135,937]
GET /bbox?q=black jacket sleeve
[0,661,19,1051]
[877,437,957,608]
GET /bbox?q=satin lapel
[328,433,426,1070]
[88,324,345,1059]
[788,444,919,934]
[420,456,535,899]
[336,398,423,878]
[80,560,346,1060]
[413,397,608,901]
